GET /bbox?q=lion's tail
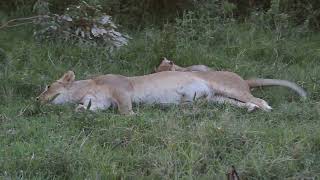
[246,78,307,99]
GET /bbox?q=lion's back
[93,74,133,91]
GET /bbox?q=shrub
[33,1,130,49]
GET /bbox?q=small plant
[33,1,130,48]
[18,98,43,117]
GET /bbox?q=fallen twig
[0,15,46,30]
[226,165,240,180]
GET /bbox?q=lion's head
[154,57,176,73]
[37,71,75,104]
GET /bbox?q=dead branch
[0,15,48,30]
[226,165,240,180]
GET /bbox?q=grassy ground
[0,21,320,179]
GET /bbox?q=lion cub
[154,57,211,73]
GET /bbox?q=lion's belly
[132,80,213,105]
[132,86,180,104]
[177,80,213,102]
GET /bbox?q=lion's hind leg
[227,92,272,112]
[249,97,272,112]
[209,96,259,112]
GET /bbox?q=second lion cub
[154,57,211,72]
[154,57,307,99]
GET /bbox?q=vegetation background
[1,0,320,179]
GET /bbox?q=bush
[2,0,319,30]
[33,1,130,49]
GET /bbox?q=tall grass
[0,13,320,179]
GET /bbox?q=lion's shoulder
[93,74,133,91]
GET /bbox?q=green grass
[0,21,320,179]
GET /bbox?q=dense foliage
[1,0,319,29]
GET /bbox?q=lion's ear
[162,57,171,63]
[60,71,75,83]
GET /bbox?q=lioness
[37,70,289,115]
[155,58,307,98]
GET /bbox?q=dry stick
[226,165,240,180]
[231,165,240,180]
[2,21,34,29]
[0,15,48,29]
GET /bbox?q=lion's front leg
[75,96,96,112]
[75,104,87,112]
[76,94,111,112]
[112,91,134,115]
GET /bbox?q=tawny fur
[155,58,307,99]
[37,70,275,115]
[154,57,211,72]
